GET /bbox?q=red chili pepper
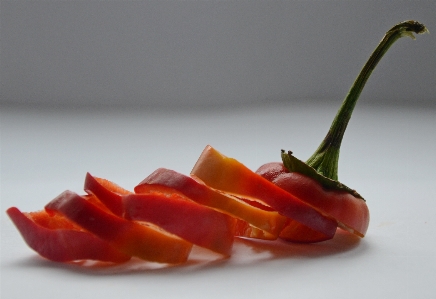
[45,190,193,264]
[5,21,428,264]
[6,207,131,263]
[255,20,428,241]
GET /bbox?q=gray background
[1,0,435,108]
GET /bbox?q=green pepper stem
[305,20,428,181]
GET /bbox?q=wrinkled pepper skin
[135,168,287,240]
[190,146,338,240]
[256,162,370,237]
[123,193,236,256]
[6,207,131,263]
[45,191,193,264]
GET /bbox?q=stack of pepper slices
[6,20,427,265]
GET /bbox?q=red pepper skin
[135,168,287,239]
[45,191,193,264]
[84,172,131,217]
[6,207,131,263]
[123,193,236,256]
[191,146,338,240]
[256,162,370,237]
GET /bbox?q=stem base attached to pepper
[282,20,428,197]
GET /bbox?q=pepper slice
[135,168,287,240]
[45,191,193,264]
[6,207,131,263]
[190,145,338,240]
[123,192,236,256]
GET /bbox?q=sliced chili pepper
[45,190,193,264]
[4,21,429,266]
[123,192,236,256]
[6,207,131,263]
[190,145,338,240]
[135,168,287,240]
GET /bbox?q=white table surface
[1,102,435,299]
